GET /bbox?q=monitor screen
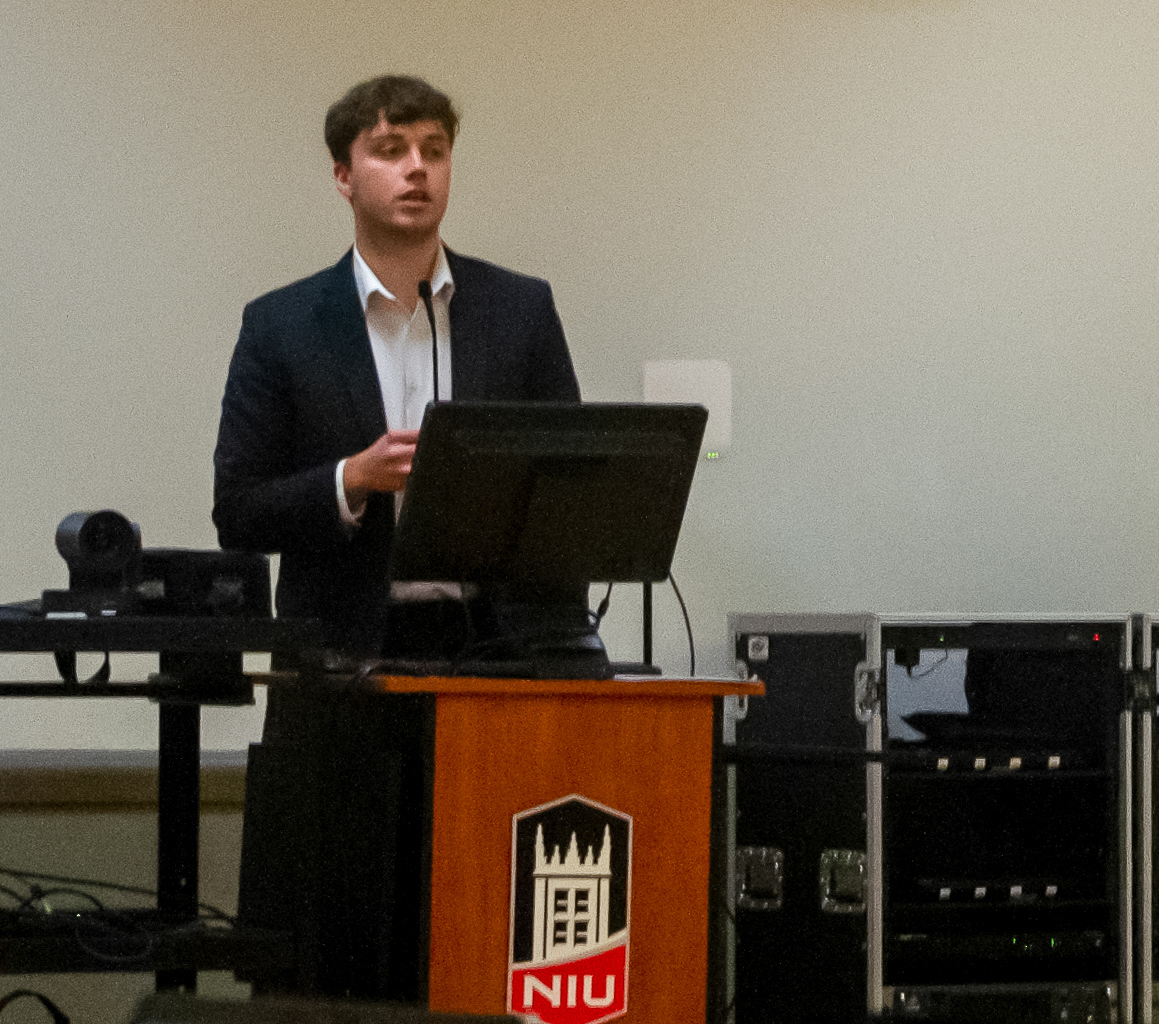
[390,402,707,586]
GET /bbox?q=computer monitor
[391,401,707,586]
[389,402,706,679]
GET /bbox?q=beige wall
[2,0,1157,748]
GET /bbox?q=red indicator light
[1093,633,1100,642]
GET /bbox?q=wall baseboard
[0,750,246,810]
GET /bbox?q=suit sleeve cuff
[336,459,366,530]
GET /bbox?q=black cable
[0,990,70,1024]
[0,867,234,923]
[908,649,950,679]
[0,883,27,907]
[6,879,155,965]
[17,886,104,914]
[71,910,156,964]
[53,650,111,687]
[0,871,234,970]
[668,570,695,676]
[589,583,613,628]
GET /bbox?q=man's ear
[333,161,352,200]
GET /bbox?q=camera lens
[56,510,141,582]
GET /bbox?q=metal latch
[854,661,879,724]
[819,849,867,914]
[736,846,783,911]
[723,643,756,745]
[722,693,749,745]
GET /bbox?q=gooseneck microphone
[417,280,440,404]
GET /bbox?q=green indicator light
[705,451,719,460]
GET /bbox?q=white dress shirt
[337,245,462,603]
[335,244,454,525]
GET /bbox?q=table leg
[156,700,200,993]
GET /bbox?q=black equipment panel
[725,626,870,1024]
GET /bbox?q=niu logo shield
[507,795,632,1024]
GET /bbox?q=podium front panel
[426,690,715,1023]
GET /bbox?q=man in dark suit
[213,74,580,653]
[215,75,580,999]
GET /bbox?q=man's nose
[404,146,427,174]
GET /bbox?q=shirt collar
[352,244,455,313]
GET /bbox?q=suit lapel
[446,249,491,400]
[312,248,493,439]
[314,250,387,443]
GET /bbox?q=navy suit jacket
[213,248,580,645]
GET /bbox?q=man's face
[334,117,452,243]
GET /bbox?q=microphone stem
[418,281,440,404]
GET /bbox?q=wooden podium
[373,674,763,1024]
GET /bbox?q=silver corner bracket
[854,660,880,725]
[723,692,750,745]
[723,647,754,745]
[854,616,883,725]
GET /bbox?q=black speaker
[236,688,433,1000]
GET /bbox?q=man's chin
[369,219,443,247]
[391,204,445,231]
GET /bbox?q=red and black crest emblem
[507,794,632,1024]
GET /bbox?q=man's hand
[343,429,419,510]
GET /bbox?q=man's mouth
[399,190,430,203]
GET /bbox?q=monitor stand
[372,583,612,680]
[460,583,612,680]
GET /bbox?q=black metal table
[0,616,321,992]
